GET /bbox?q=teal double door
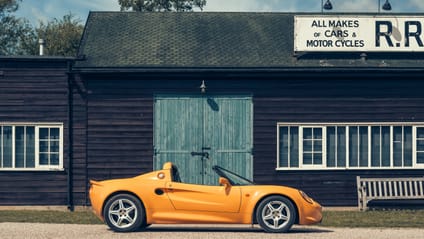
[154,95,253,185]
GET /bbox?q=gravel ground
[1,223,424,239]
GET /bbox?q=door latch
[191,152,209,159]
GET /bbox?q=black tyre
[140,223,151,229]
[256,196,296,233]
[103,194,145,232]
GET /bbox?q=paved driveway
[1,223,423,239]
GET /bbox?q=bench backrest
[357,176,424,200]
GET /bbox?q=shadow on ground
[139,225,333,234]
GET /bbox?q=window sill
[0,168,65,172]
[276,167,424,171]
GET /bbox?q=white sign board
[294,16,424,52]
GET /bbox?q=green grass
[0,210,102,224]
[321,210,424,228]
[0,210,424,228]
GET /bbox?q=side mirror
[219,177,231,188]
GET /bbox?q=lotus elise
[89,162,322,233]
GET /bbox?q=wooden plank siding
[70,75,88,205]
[0,59,87,206]
[85,78,154,181]
[84,73,424,206]
[252,76,424,206]
[2,66,423,206]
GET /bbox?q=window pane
[418,152,424,164]
[418,140,424,151]
[26,127,35,168]
[314,153,322,164]
[290,127,299,167]
[39,141,48,153]
[279,127,289,167]
[39,153,49,165]
[303,128,312,139]
[381,127,391,167]
[315,141,322,152]
[349,126,358,167]
[327,127,336,167]
[15,126,25,168]
[359,126,369,167]
[371,126,381,167]
[2,127,12,167]
[39,128,49,140]
[417,128,424,138]
[50,128,60,139]
[337,127,346,167]
[416,127,424,165]
[303,153,312,164]
[314,128,322,139]
[404,127,412,167]
[393,127,403,167]
[303,140,312,152]
[51,141,59,153]
[50,153,59,165]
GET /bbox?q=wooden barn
[1,12,424,208]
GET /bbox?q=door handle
[191,152,209,159]
[202,147,211,150]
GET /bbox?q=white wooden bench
[356,176,424,211]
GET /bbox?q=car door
[165,181,241,213]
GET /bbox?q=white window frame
[326,126,348,168]
[413,126,424,167]
[0,123,64,171]
[277,122,424,170]
[347,125,371,169]
[299,126,326,169]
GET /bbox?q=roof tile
[75,12,424,69]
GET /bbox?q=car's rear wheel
[103,194,144,232]
[256,196,296,233]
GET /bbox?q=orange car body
[90,162,322,227]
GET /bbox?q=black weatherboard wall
[252,74,424,205]
[74,12,424,206]
[0,12,423,207]
[0,57,70,205]
[0,57,88,207]
[78,72,424,206]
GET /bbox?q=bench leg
[358,187,368,211]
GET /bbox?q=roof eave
[72,66,424,76]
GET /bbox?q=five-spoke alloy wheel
[103,194,145,232]
[256,196,296,233]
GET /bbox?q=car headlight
[299,190,314,204]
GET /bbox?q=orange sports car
[89,162,322,233]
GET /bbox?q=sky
[15,0,424,27]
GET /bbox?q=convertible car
[89,162,322,233]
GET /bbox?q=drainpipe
[67,60,74,211]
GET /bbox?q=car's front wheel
[103,194,145,232]
[256,195,296,233]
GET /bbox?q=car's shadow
[140,225,333,234]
